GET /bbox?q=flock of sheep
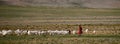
[0,29,95,36]
[0,29,77,36]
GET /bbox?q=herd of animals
[0,29,96,36]
[0,25,96,36]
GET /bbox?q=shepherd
[78,25,83,35]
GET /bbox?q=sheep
[14,29,23,36]
[47,30,61,35]
[38,30,47,35]
[85,29,88,33]
[47,30,69,35]
[1,30,12,36]
[47,30,55,35]
[54,30,60,35]
[47,30,56,35]
[72,30,77,34]
[60,30,69,35]
[21,30,28,35]
[27,30,38,35]
[38,31,42,35]
[55,30,69,35]
[40,31,47,35]
[93,30,96,33]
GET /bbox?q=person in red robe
[78,25,83,35]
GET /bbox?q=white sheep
[1,30,12,36]
[54,30,61,35]
[47,30,69,35]
[14,29,23,36]
[93,30,96,33]
[56,30,69,35]
[38,31,42,35]
[72,30,76,34]
[47,30,55,35]
[85,29,88,33]
[41,31,47,35]
[60,30,69,35]
[21,30,28,35]
[27,30,38,35]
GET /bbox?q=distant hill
[0,0,120,8]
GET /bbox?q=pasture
[0,5,120,44]
[0,5,120,24]
[0,35,120,44]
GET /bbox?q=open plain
[0,6,120,44]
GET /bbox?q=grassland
[0,6,120,44]
[0,6,120,25]
[0,35,120,44]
